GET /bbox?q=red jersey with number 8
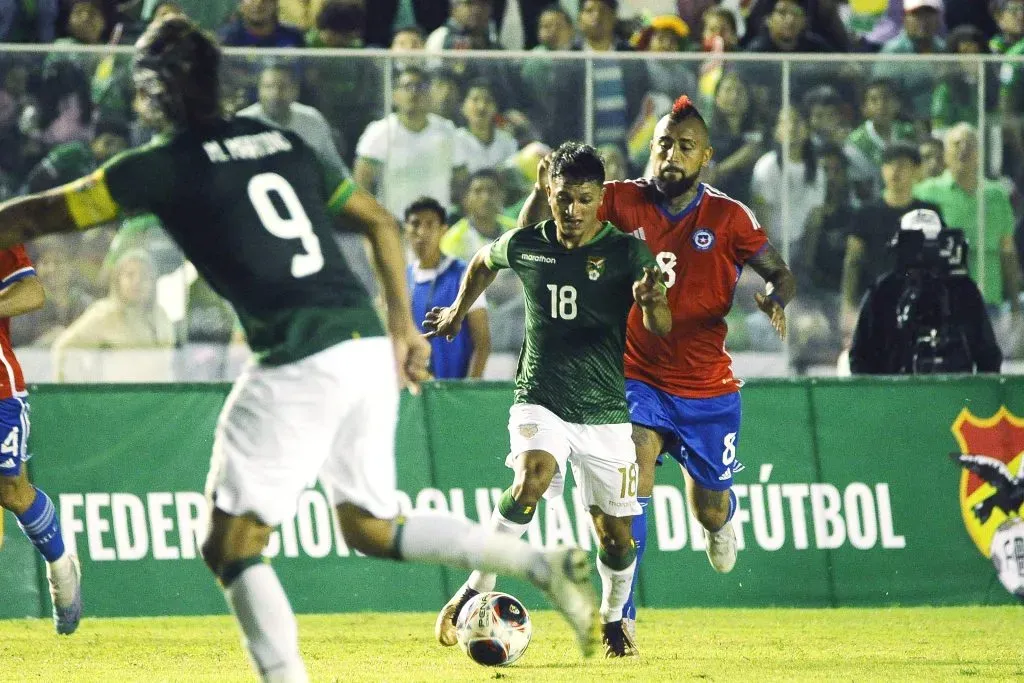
[0,246,35,399]
[597,180,768,399]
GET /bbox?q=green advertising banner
[5,377,1017,620]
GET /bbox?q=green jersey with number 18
[486,220,659,424]
[97,116,382,365]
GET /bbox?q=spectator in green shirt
[22,118,129,193]
[844,78,917,201]
[993,0,1024,184]
[913,123,1021,312]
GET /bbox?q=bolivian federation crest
[950,407,1024,557]
[586,256,605,281]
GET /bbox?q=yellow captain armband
[64,170,120,229]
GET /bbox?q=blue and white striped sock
[16,487,66,562]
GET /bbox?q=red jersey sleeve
[597,180,617,224]
[729,202,769,264]
[0,246,35,292]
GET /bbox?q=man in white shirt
[354,65,468,219]
[454,78,519,176]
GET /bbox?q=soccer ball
[455,591,532,666]
[990,517,1024,601]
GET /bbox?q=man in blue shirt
[218,0,303,47]
[406,197,491,379]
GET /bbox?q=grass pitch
[1,607,1022,682]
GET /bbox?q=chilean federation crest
[586,256,606,281]
[692,228,715,252]
[950,407,1024,557]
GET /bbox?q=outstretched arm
[0,276,45,318]
[0,188,86,249]
[747,242,796,340]
[424,247,498,341]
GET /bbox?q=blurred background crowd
[0,0,1022,381]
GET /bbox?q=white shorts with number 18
[505,403,641,518]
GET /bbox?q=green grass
[1,608,1022,682]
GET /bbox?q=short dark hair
[802,84,842,112]
[946,24,987,54]
[463,77,495,100]
[579,0,618,10]
[549,141,605,185]
[404,196,447,224]
[703,6,737,34]
[864,77,899,99]
[882,141,922,166]
[540,4,572,24]
[396,64,428,83]
[317,0,365,32]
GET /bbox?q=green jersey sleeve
[101,142,174,214]
[484,228,520,270]
[315,145,355,218]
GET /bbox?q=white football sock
[225,563,309,683]
[397,513,549,586]
[466,509,530,592]
[597,557,636,624]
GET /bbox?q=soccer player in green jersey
[425,142,672,658]
[0,17,599,680]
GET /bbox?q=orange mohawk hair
[671,94,694,117]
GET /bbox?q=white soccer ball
[990,517,1024,601]
[455,591,533,666]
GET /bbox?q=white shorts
[206,337,400,526]
[505,403,641,517]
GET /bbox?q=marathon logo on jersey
[522,253,556,264]
[692,228,716,252]
[586,256,606,281]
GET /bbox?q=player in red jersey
[519,96,796,638]
[0,246,82,635]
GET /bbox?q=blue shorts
[625,379,743,491]
[0,397,29,477]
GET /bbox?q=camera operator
[850,209,1002,375]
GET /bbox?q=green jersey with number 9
[92,117,382,365]
[486,220,659,424]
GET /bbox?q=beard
[654,167,701,199]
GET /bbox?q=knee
[695,502,730,533]
[595,515,634,556]
[514,452,557,504]
[200,536,226,576]
[0,476,35,515]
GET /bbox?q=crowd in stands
[0,0,1022,379]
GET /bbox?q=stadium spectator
[920,136,944,178]
[519,6,585,146]
[20,60,94,149]
[841,142,941,328]
[931,25,995,136]
[441,168,516,261]
[404,196,490,379]
[743,0,850,50]
[368,0,449,49]
[844,78,917,200]
[218,0,304,47]
[11,236,93,347]
[632,15,698,104]
[428,69,463,124]
[0,0,59,43]
[744,0,836,53]
[706,70,764,204]
[141,0,235,31]
[577,0,648,150]
[22,118,128,193]
[237,64,348,178]
[751,107,826,250]
[354,65,467,218]
[993,0,1024,185]
[426,0,500,50]
[304,0,365,47]
[52,249,175,382]
[455,78,518,176]
[945,0,1000,41]
[803,85,850,151]
[390,23,425,49]
[913,123,1021,315]
[696,5,740,106]
[873,0,945,119]
[792,143,855,367]
[676,0,718,38]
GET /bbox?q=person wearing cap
[632,15,699,112]
[849,208,1002,375]
[873,0,946,119]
